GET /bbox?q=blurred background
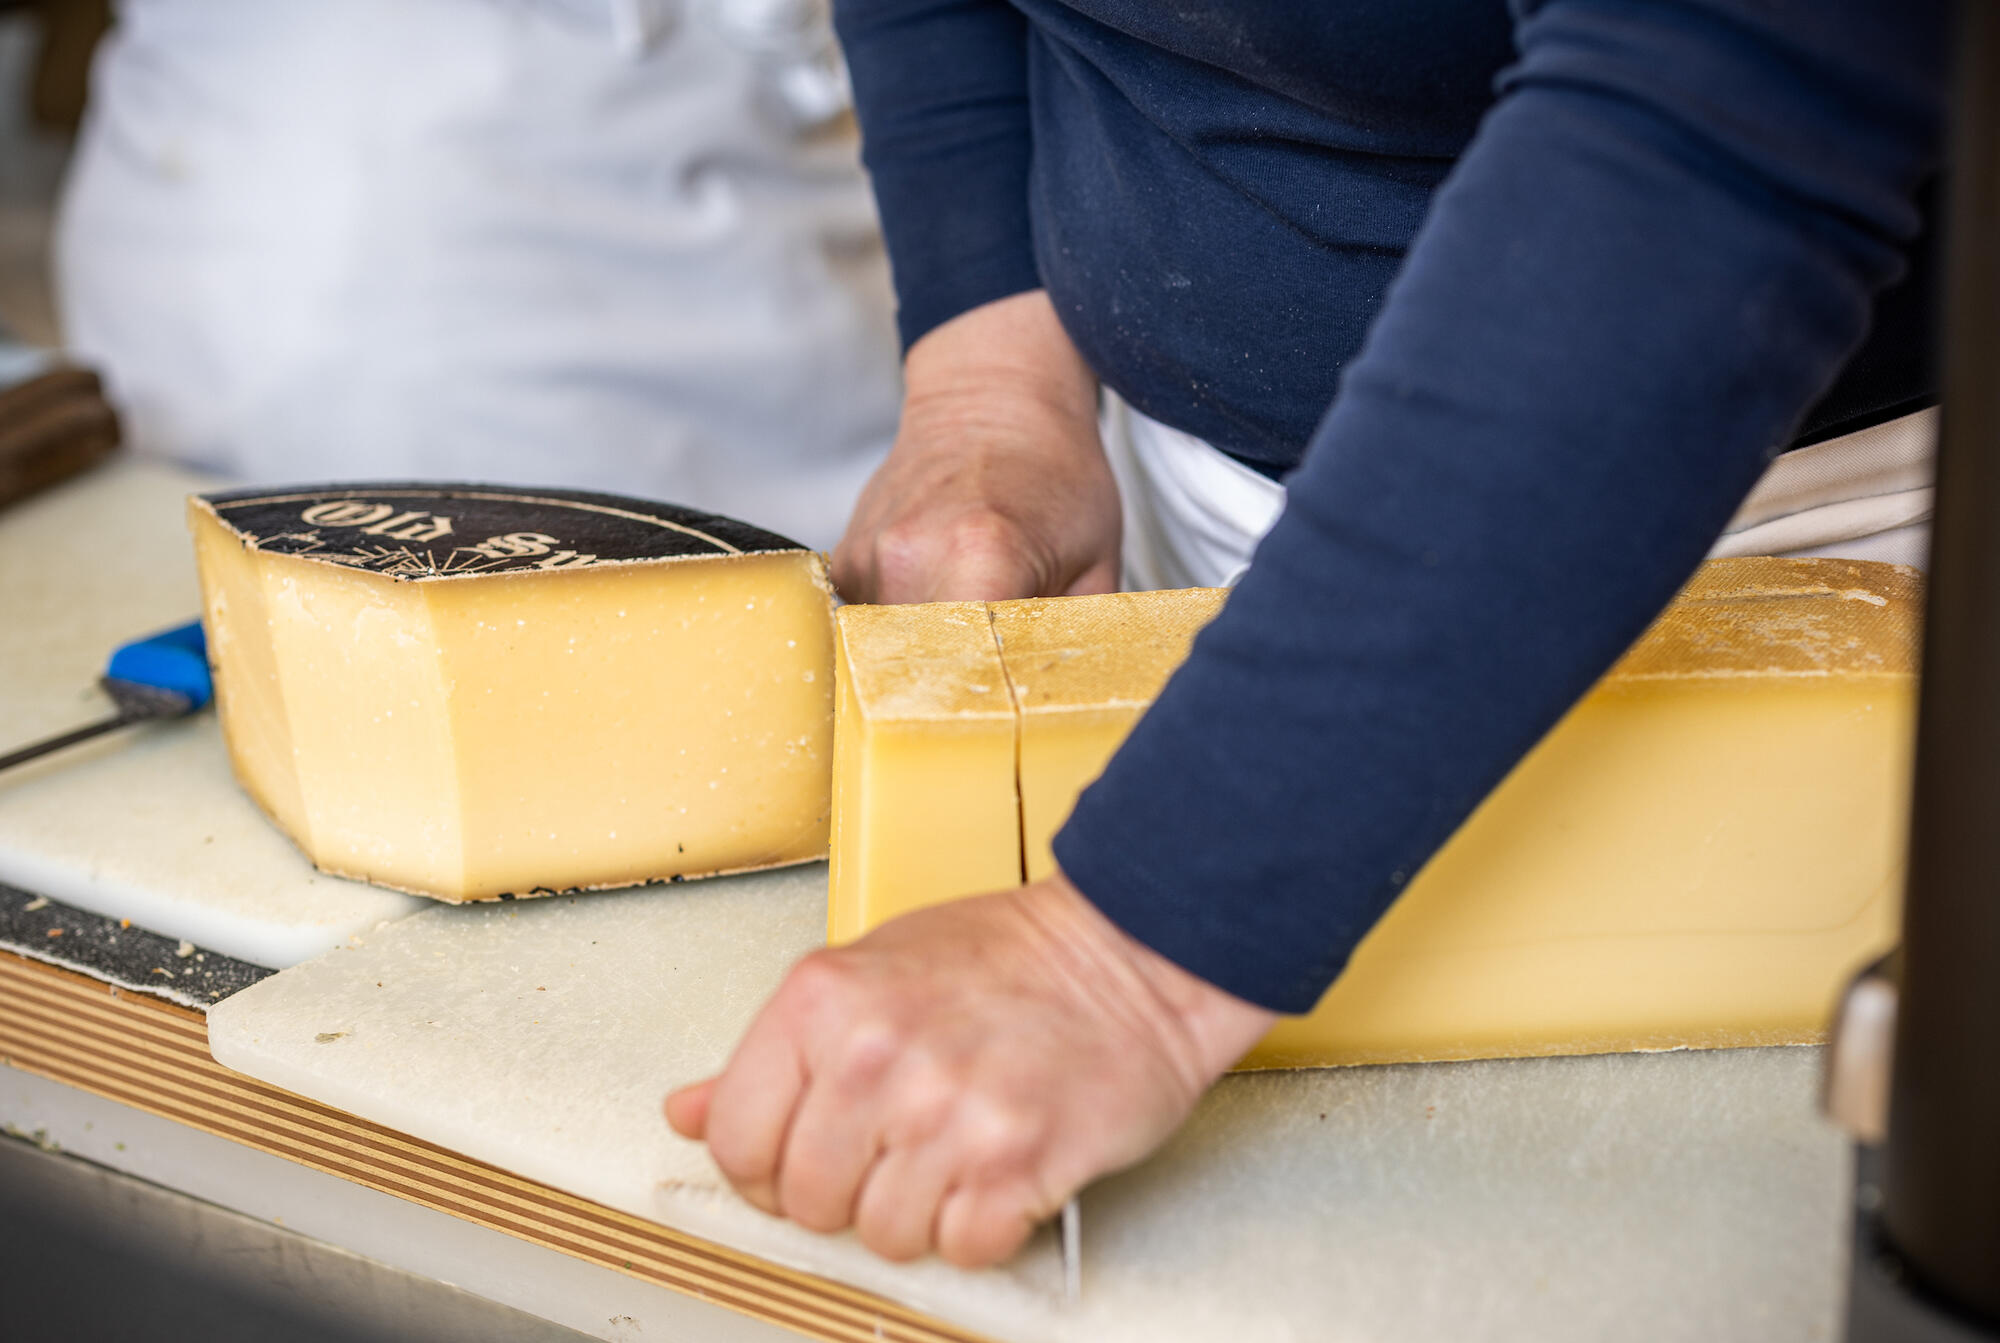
[0,0,900,547]
[0,0,85,346]
[0,4,894,1337]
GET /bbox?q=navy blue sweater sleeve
[1054,0,1945,1013]
[833,0,1042,349]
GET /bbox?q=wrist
[903,291,1098,430]
[1009,873,1277,1100]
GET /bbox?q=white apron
[1104,393,1936,591]
[56,0,900,550]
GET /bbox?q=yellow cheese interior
[990,590,1226,881]
[828,602,1021,943]
[261,547,466,890]
[1249,674,1910,1066]
[824,559,1919,1068]
[191,502,836,902]
[192,507,313,846]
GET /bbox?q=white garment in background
[1705,408,1935,568]
[1102,394,1287,591]
[1105,392,1937,591]
[56,0,900,549]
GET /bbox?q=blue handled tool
[0,620,211,773]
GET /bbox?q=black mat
[0,880,273,1009]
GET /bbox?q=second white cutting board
[0,460,425,967]
[209,861,1855,1343]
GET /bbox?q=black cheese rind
[194,482,810,582]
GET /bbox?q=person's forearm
[902,289,1098,435]
[834,0,1041,349]
[1058,0,1947,1011]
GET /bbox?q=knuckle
[936,1232,990,1270]
[779,1175,851,1234]
[881,1061,958,1147]
[771,1135,844,1231]
[941,510,1025,563]
[782,950,854,1013]
[937,1194,1033,1270]
[855,1208,926,1263]
[830,1017,904,1089]
[706,1124,774,1186]
[873,520,943,589]
[957,1099,1044,1174]
[729,1178,779,1217]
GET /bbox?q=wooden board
[0,949,988,1343]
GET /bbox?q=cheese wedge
[990,590,1227,881]
[190,484,836,902]
[828,602,1021,943]
[823,559,1919,1069]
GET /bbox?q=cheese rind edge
[190,488,837,902]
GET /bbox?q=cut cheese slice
[822,559,1919,1069]
[828,602,1021,943]
[990,589,1226,881]
[190,483,836,902]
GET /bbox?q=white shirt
[1105,393,1935,591]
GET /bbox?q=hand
[664,873,1275,1267]
[832,290,1123,603]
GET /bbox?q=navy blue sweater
[834,0,1946,1013]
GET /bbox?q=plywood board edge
[0,950,993,1343]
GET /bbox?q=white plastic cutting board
[0,460,425,966]
[209,863,1853,1343]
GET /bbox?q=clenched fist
[831,290,1123,604]
[664,873,1274,1267]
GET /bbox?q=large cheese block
[828,602,1022,943]
[189,483,836,902]
[825,559,1919,1069]
[1254,559,1918,1067]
